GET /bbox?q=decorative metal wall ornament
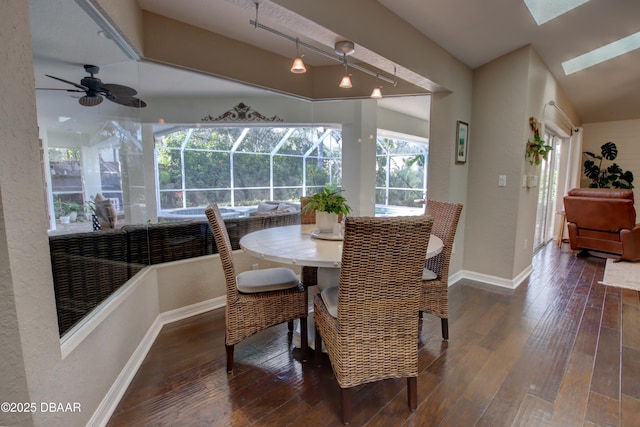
[201,102,283,122]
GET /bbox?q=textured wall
[0,1,50,426]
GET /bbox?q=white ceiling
[378,0,640,123]
[30,0,640,135]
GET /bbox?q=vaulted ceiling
[30,0,640,135]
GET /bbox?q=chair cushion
[236,267,300,293]
[320,285,339,318]
[422,268,437,281]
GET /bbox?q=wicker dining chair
[205,204,308,373]
[314,215,433,425]
[421,199,463,340]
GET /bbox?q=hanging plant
[525,117,553,165]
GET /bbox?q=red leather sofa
[563,188,640,261]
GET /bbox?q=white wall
[465,45,579,285]
[1,1,56,426]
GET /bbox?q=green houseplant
[301,184,352,233]
[526,117,553,166]
[54,200,82,222]
[583,141,634,189]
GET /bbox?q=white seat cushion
[320,285,339,318]
[422,268,437,281]
[236,267,300,293]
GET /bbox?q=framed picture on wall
[456,120,469,164]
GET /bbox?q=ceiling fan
[40,64,147,108]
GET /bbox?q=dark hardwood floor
[107,243,640,426]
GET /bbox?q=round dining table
[239,223,444,351]
[239,223,444,268]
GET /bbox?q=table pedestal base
[292,288,327,352]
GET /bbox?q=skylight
[562,32,640,75]
[524,0,590,25]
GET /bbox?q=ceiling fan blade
[36,88,85,93]
[45,74,88,91]
[79,95,103,107]
[108,96,147,108]
[100,83,138,96]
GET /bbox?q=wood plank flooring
[107,243,640,426]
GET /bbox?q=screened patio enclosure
[155,126,343,210]
[155,125,428,215]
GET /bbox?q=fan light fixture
[79,94,103,107]
[251,1,396,96]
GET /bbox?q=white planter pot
[316,211,338,234]
[60,216,71,224]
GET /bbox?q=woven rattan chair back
[421,199,463,340]
[300,197,316,225]
[313,215,433,423]
[205,203,239,304]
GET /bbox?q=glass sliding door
[534,131,561,250]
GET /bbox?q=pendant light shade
[370,87,382,98]
[290,38,306,74]
[291,56,306,73]
[339,74,352,89]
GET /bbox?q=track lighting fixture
[339,54,352,88]
[290,38,306,74]
[370,73,382,98]
[251,1,397,96]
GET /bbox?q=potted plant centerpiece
[301,184,352,234]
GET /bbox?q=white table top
[239,224,444,268]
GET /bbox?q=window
[155,126,343,212]
[156,126,427,216]
[49,147,84,219]
[376,133,428,215]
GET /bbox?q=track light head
[291,56,307,73]
[339,74,353,89]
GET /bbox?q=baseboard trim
[87,296,226,427]
[450,265,534,290]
